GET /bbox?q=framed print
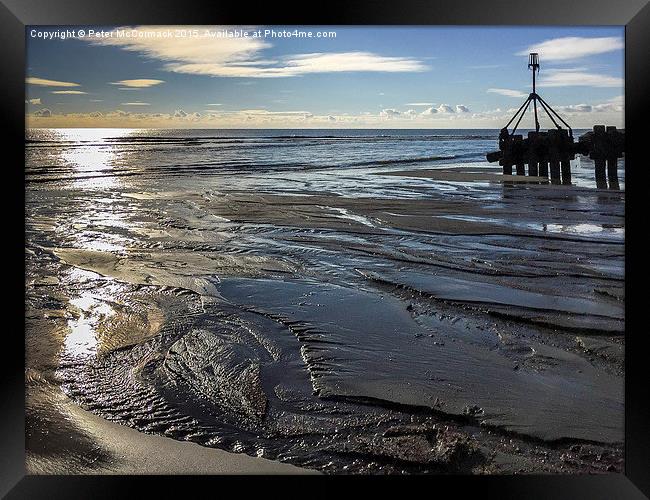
[2,0,649,497]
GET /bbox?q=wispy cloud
[88,26,428,78]
[110,79,165,88]
[27,77,80,87]
[51,90,87,95]
[206,103,222,106]
[406,102,434,106]
[539,70,623,87]
[487,88,528,98]
[27,98,41,105]
[517,37,623,61]
[168,52,428,78]
[121,102,150,106]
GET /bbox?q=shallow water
[26,128,625,474]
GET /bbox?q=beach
[26,381,313,474]
[25,129,625,474]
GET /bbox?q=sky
[25,26,624,129]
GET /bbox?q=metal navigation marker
[503,53,572,138]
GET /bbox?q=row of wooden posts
[486,125,624,187]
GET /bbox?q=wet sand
[25,306,314,475]
[381,166,549,183]
[25,130,625,475]
[26,382,312,474]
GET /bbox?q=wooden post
[550,160,561,183]
[607,157,618,180]
[503,163,513,175]
[595,159,606,188]
[539,162,549,177]
[561,160,571,184]
[516,163,525,175]
[528,162,539,176]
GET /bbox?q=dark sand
[26,382,313,474]
[26,164,624,474]
[381,167,549,183]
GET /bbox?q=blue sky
[25,26,624,128]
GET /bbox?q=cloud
[556,96,623,115]
[207,103,222,106]
[559,104,592,113]
[109,79,165,88]
[456,105,470,113]
[229,109,315,118]
[592,95,624,112]
[27,98,41,105]
[90,99,103,102]
[27,97,623,129]
[380,108,401,118]
[517,37,623,61]
[296,52,428,73]
[539,70,623,88]
[421,107,438,115]
[437,104,455,113]
[51,90,87,95]
[26,77,80,87]
[166,52,428,78]
[88,27,428,78]
[121,102,150,106]
[406,102,434,106]
[33,108,52,117]
[487,88,528,98]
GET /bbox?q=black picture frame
[3,0,648,497]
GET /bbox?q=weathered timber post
[561,160,571,185]
[548,130,561,183]
[539,161,549,177]
[595,159,607,188]
[606,126,623,186]
[550,161,561,183]
[526,132,539,177]
[492,128,512,175]
[512,135,525,175]
[592,125,608,186]
[607,157,618,179]
[559,129,573,185]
